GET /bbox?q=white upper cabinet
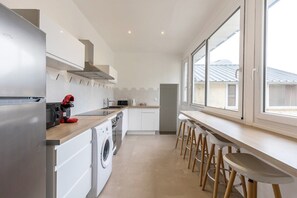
[13,9,85,70]
[97,65,118,84]
[40,14,85,70]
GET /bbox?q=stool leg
[213,148,223,198]
[212,155,216,172]
[228,146,232,177]
[192,133,202,172]
[199,135,207,186]
[180,122,186,155]
[253,181,257,198]
[187,130,196,169]
[224,169,237,198]
[175,121,183,149]
[202,144,215,190]
[183,127,191,159]
[205,137,209,157]
[240,175,247,198]
[272,184,282,198]
[247,179,254,198]
[220,155,228,185]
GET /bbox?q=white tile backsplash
[114,88,159,106]
[46,72,113,115]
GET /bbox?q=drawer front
[56,144,92,198]
[64,169,92,198]
[56,129,92,166]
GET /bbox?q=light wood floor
[100,135,243,198]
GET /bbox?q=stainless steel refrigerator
[0,4,46,198]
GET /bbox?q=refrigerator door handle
[0,97,45,106]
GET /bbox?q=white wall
[114,52,181,89]
[0,0,114,66]
[0,0,115,113]
[113,52,181,105]
[46,69,113,115]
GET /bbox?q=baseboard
[158,131,176,135]
[127,131,156,135]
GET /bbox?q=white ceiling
[73,0,222,54]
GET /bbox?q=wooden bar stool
[175,114,189,155]
[192,123,209,186]
[202,132,246,198]
[183,120,197,169]
[223,153,293,198]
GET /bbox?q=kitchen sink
[101,106,125,109]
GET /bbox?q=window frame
[190,6,245,120]
[181,57,189,104]
[191,41,207,108]
[254,0,297,128]
[226,83,239,109]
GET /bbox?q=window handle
[235,69,240,79]
[251,68,257,80]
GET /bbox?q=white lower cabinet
[128,108,159,132]
[47,129,92,198]
[128,109,142,131]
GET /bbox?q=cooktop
[76,109,115,116]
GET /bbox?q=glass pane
[182,62,188,102]
[265,0,297,117]
[207,9,240,111]
[192,45,206,105]
[228,84,237,107]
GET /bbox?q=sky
[267,0,297,74]
[195,0,297,75]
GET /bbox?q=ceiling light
[128,30,132,34]
[161,31,165,35]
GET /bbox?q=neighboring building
[193,64,297,115]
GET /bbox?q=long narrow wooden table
[181,111,297,177]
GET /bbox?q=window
[254,0,297,131]
[263,0,297,117]
[192,44,206,105]
[207,9,241,111]
[191,7,243,119]
[182,60,188,103]
[227,84,238,108]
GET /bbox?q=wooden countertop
[181,110,297,177]
[46,106,159,145]
[46,109,122,145]
[128,105,159,108]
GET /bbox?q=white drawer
[55,129,92,166]
[56,144,92,198]
[64,168,92,198]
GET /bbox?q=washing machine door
[101,134,113,168]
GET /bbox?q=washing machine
[88,119,113,197]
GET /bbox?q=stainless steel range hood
[68,40,114,80]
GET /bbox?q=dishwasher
[111,112,123,155]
